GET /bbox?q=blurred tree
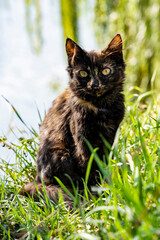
[22,0,160,92]
[94,0,160,92]
[25,0,42,54]
[60,0,78,42]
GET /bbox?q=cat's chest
[70,95,123,137]
[72,106,112,131]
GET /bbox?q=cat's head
[66,34,125,100]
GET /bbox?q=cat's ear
[102,34,123,55]
[66,38,85,65]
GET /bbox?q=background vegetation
[1,0,160,239]
[25,0,160,92]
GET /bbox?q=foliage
[60,0,78,42]
[1,91,160,239]
[94,0,160,92]
[22,0,160,91]
[25,0,42,54]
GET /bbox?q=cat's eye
[102,67,111,76]
[79,70,88,77]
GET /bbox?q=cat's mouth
[96,91,104,96]
[87,89,107,97]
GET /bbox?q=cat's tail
[20,182,74,205]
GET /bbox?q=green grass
[1,91,160,240]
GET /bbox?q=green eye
[102,67,111,75]
[79,70,88,77]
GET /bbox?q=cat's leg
[20,149,75,204]
[35,145,80,185]
[21,145,82,203]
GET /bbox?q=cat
[21,34,126,203]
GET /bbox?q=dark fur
[21,34,126,203]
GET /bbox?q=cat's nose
[90,79,99,89]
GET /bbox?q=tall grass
[0,91,160,239]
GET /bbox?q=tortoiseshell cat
[22,34,126,202]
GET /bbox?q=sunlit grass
[0,91,160,239]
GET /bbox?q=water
[0,0,67,136]
[0,0,96,164]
